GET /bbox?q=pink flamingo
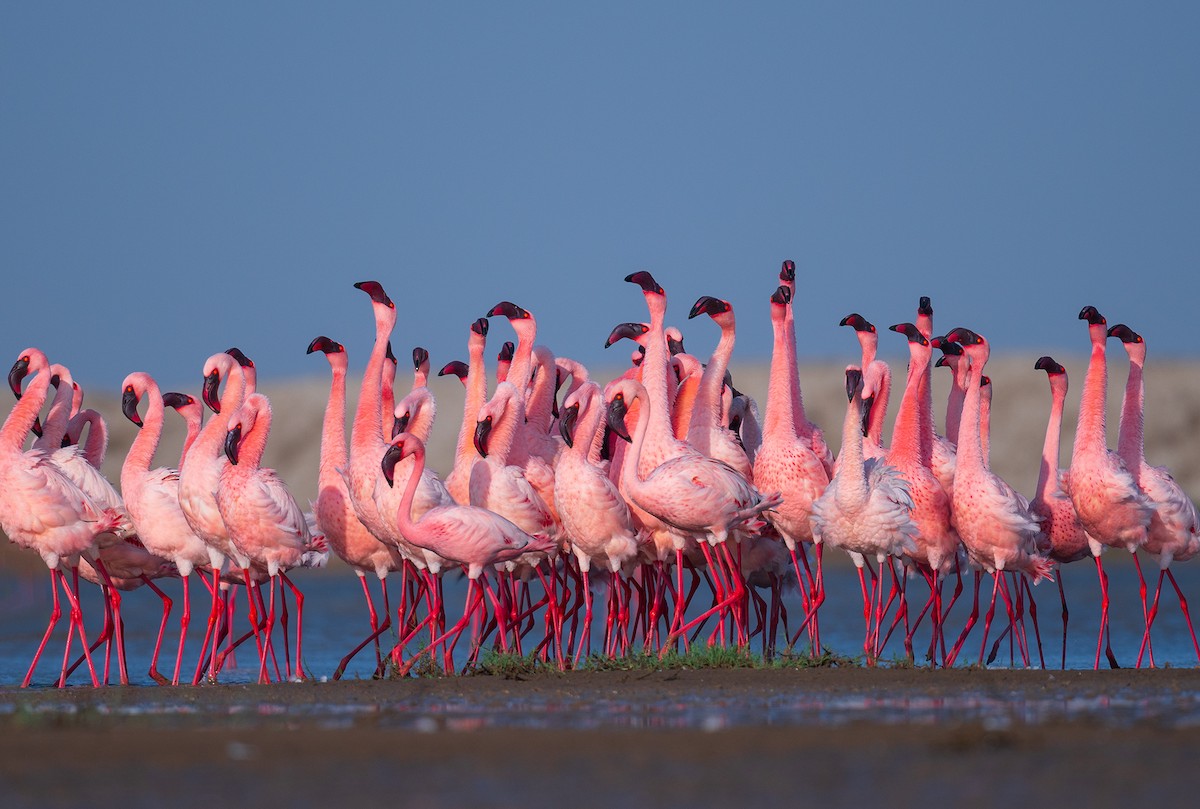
[1,348,123,687]
[686,295,754,482]
[1107,324,1200,666]
[839,313,890,463]
[915,299,957,501]
[942,328,1052,667]
[1068,307,1153,669]
[178,350,249,682]
[777,260,834,475]
[753,284,830,651]
[811,368,918,662]
[381,432,557,673]
[218,392,329,681]
[120,371,213,685]
[885,323,961,660]
[162,391,202,465]
[555,381,641,664]
[307,336,405,679]
[1029,356,1092,668]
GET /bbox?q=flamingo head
[943,327,983,347]
[384,341,397,367]
[392,411,409,439]
[225,347,254,371]
[438,360,469,383]
[604,322,649,348]
[162,392,196,411]
[498,341,515,362]
[202,368,222,413]
[632,347,645,366]
[8,354,31,398]
[559,400,580,448]
[666,327,685,356]
[470,317,489,337]
[770,285,791,306]
[1079,305,1106,326]
[689,295,733,322]
[121,383,143,428]
[306,336,344,355]
[413,346,429,373]
[381,433,422,487]
[223,423,242,465]
[1107,323,1142,344]
[839,313,876,333]
[624,271,664,295]
[779,259,796,283]
[605,390,633,443]
[473,414,494,457]
[888,322,928,346]
[354,281,394,308]
[1034,356,1066,376]
[918,296,933,317]
[486,301,531,321]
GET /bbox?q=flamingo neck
[178,408,202,466]
[525,348,557,433]
[1036,377,1067,499]
[506,319,537,395]
[688,315,735,438]
[352,305,395,453]
[454,340,489,468]
[889,349,929,466]
[763,312,798,441]
[834,391,869,507]
[1116,353,1146,479]
[192,364,245,462]
[1073,327,1109,459]
[1,366,51,453]
[237,403,271,470]
[956,351,986,475]
[486,387,523,465]
[393,444,426,537]
[865,362,891,447]
[618,386,653,495]
[34,372,74,451]
[122,385,164,503]
[945,358,969,445]
[318,362,348,490]
[782,290,810,434]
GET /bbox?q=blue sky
[3,3,1198,392]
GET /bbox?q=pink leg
[977,572,1003,665]
[23,570,64,688]
[1131,552,1152,667]
[141,576,174,686]
[1057,569,1069,670]
[195,567,224,684]
[945,569,982,667]
[60,566,100,688]
[1166,568,1200,664]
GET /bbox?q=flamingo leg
[23,570,64,688]
[945,569,982,667]
[977,572,1003,666]
[141,576,174,686]
[1166,568,1200,664]
[1057,569,1069,670]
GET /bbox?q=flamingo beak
[8,357,30,398]
[122,387,143,428]
[559,403,580,448]
[606,396,632,443]
[224,424,242,465]
[473,416,493,458]
[202,370,221,413]
[381,442,403,487]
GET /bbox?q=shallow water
[0,554,1196,689]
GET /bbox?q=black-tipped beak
[122,386,143,427]
[1034,356,1066,375]
[438,360,469,381]
[839,313,876,333]
[1079,306,1105,326]
[845,369,862,401]
[779,259,796,282]
[473,416,493,458]
[944,327,981,346]
[861,395,874,436]
[385,341,397,365]
[307,336,343,355]
[624,271,664,295]
[487,301,530,320]
[605,322,649,349]
[667,336,685,356]
[31,416,42,438]
[202,370,221,413]
[889,322,927,345]
[471,317,489,337]
[226,347,253,369]
[918,296,933,317]
[606,394,632,443]
[1107,324,1143,344]
[355,281,394,308]
[498,342,515,363]
[689,295,730,319]
[8,356,30,398]
[381,442,402,487]
[162,392,193,410]
[224,424,242,465]
[559,402,580,448]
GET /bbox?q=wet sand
[3,668,1198,808]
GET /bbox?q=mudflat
[2,668,1197,808]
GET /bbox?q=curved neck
[189,363,245,466]
[34,373,74,451]
[393,444,426,535]
[1,365,51,452]
[455,338,489,467]
[618,386,653,494]
[486,387,524,464]
[353,304,395,453]
[177,406,202,466]
[123,385,164,496]
[865,362,891,447]
[525,348,556,433]
[237,404,271,470]
[1116,352,1145,476]
[945,358,969,445]
[506,319,537,395]
[381,361,397,442]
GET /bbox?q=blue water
[0,555,1196,687]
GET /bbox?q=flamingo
[120,371,212,685]
[307,336,405,679]
[380,432,557,673]
[177,350,249,682]
[1029,357,1092,668]
[555,381,641,664]
[753,284,830,652]
[941,328,1052,667]
[218,392,329,681]
[811,368,918,662]
[839,313,890,462]
[1,348,124,687]
[885,323,961,661]
[1068,306,1153,669]
[1107,324,1200,666]
[685,295,754,482]
[777,261,833,476]
[162,391,202,465]
[915,298,957,500]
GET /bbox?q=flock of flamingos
[1,263,1197,688]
